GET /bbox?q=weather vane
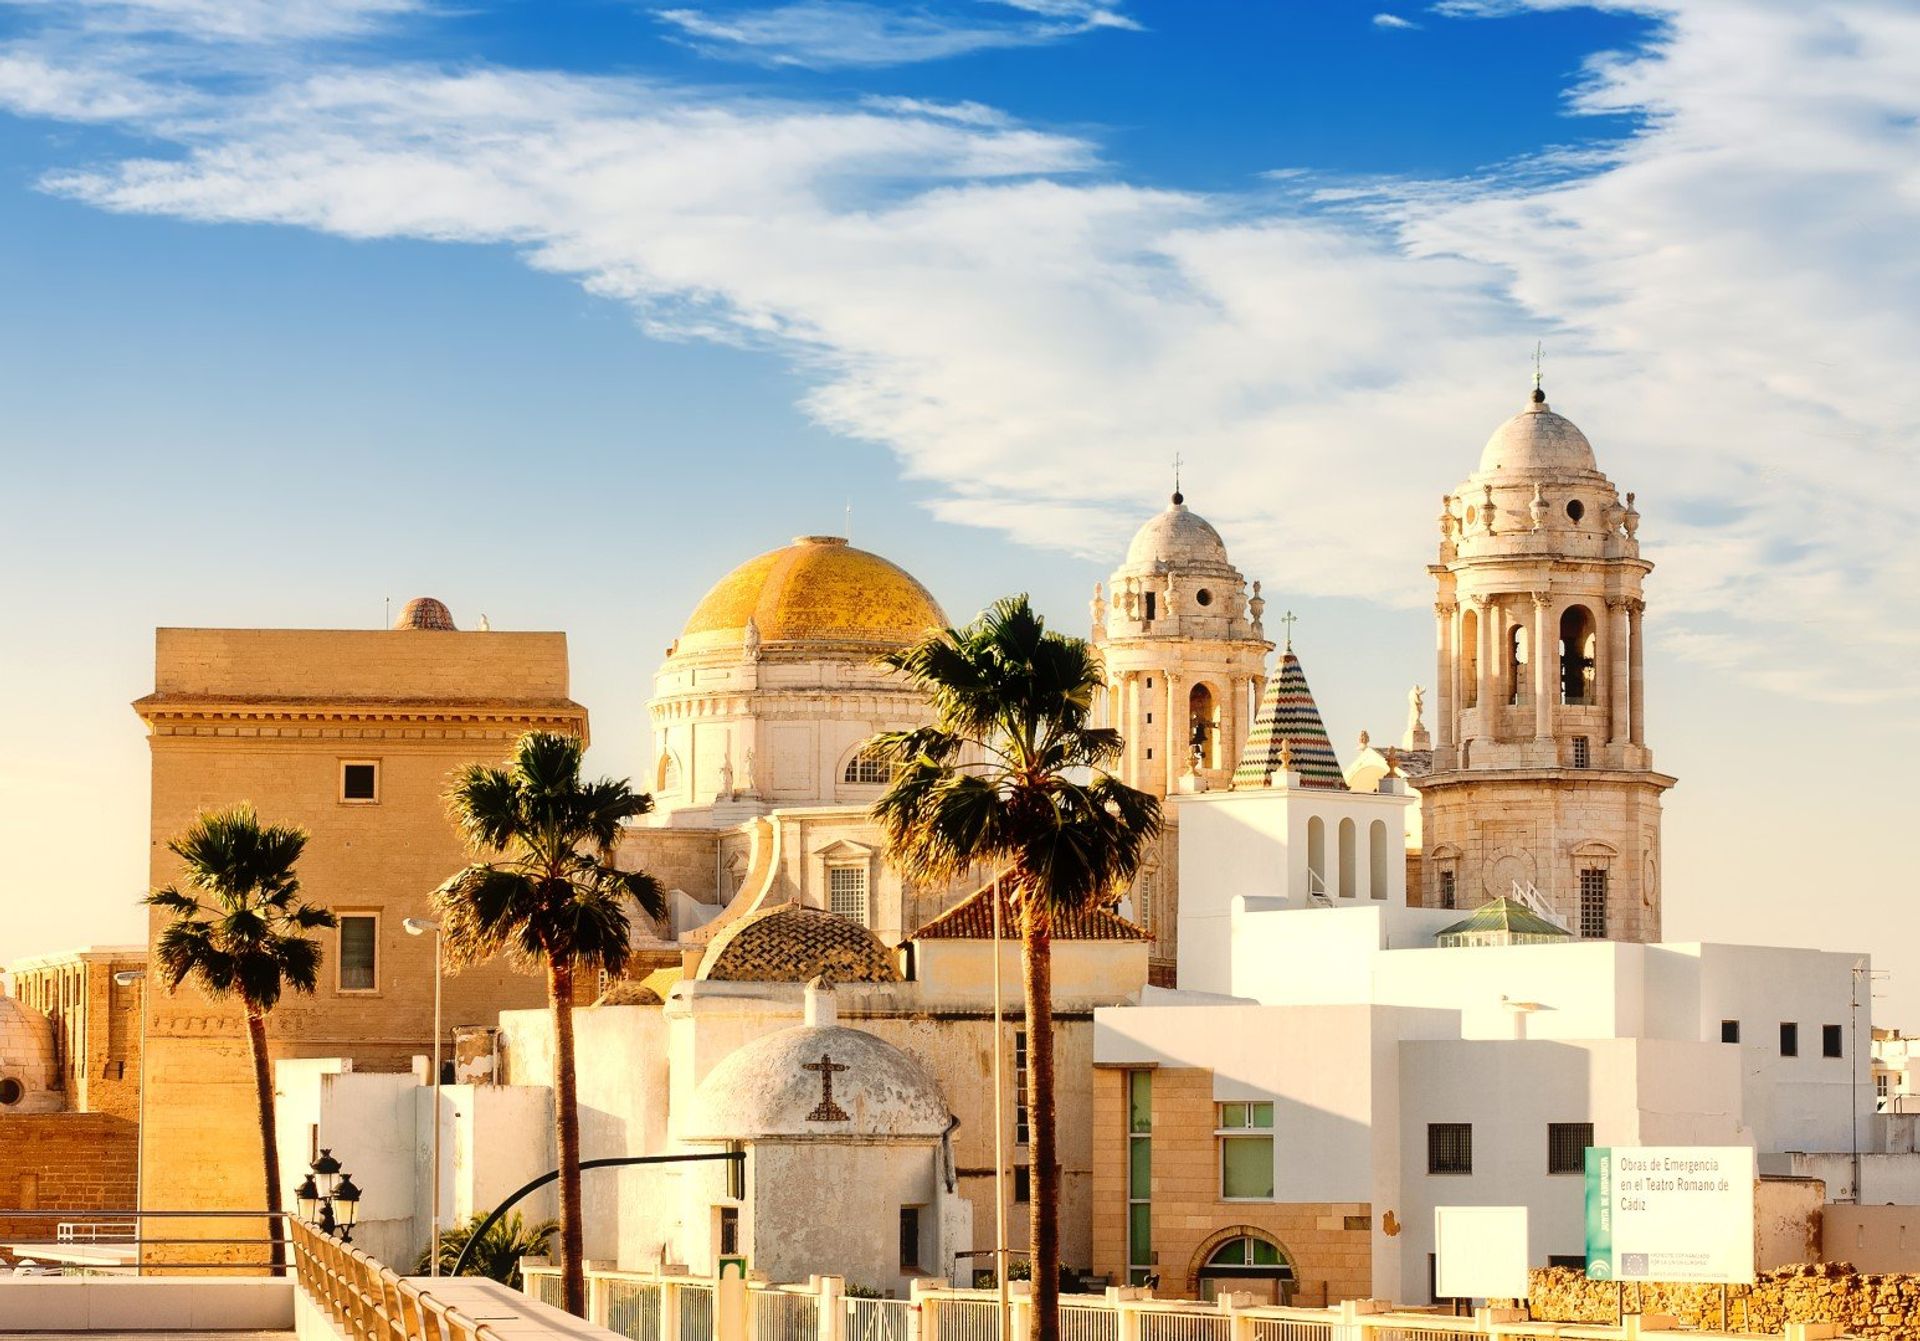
[1532,341,1545,393]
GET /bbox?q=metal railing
[0,1208,290,1273]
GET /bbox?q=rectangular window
[1780,1022,1799,1058]
[1721,1019,1741,1044]
[1877,1074,1891,1101]
[828,866,869,925]
[1572,736,1591,769]
[1428,1122,1473,1175]
[1014,1030,1030,1146]
[1144,593,1156,622]
[1126,1070,1152,1286]
[340,760,380,803]
[1438,869,1456,910]
[718,1206,739,1257]
[1823,1024,1843,1059]
[1218,1101,1275,1200]
[1547,1122,1594,1175]
[898,1207,921,1272]
[1014,1165,1031,1204]
[1579,869,1608,939]
[338,915,378,993]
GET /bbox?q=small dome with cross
[679,1021,950,1142]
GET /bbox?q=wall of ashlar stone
[1528,1264,1920,1339]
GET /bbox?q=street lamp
[298,1149,361,1243]
[403,916,445,1274]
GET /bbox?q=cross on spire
[1532,341,1545,394]
[802,1052,850,1122]
[1172,452,1184,505]
[1278,609,1299,650]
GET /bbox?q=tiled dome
[393,597,457,631]
[592,979,663,1006]
[678,536,945,657]
[697,902,901,984]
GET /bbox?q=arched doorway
[1190,1232,1296,1304]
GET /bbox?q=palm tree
[145,805,337,1276]
[415,1211,557,1283]
[867,596,1161,1341]
[431,731,664,1318]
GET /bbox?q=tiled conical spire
[1232,649,1347,790]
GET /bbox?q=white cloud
[652,0,1135,69]
[1371,13,1422,30]
[0,0,426,42]
[3,0,1919,707]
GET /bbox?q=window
[1565,499,1586,523]
[899,1206,922,1272]
[1878,1074,1891,1102]
[0,1077,23,1107]
[1337,819,1357,898]
[1579,869,1608,939]
[1127,1070,1152,1286]
[1721,1019,1741,1044]
[828,865,869,925]
[1195,589,1213,607]
[1014,1165,1031,1203]
[1218,1101,1275,1200]
[1823,1025,1843,1059]
[340,761,379,803]
[843,750,888,785]
[1428,1122,1472,1175]
[338,915,378,993]
[1780,1022,1799,1058]
[1014,1030,1030,1146]
[1198,1237,1292,1303]
[1559,605,1597,704]
[718,1206,739,1257]
[1548,1122,1594,1175]
[1438,869,1457,910]
[1144,592,1156,622]
[1572,736,1591,769]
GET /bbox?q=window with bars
[1548,1122,1594,1175]
[1438,869,1456,910]
[1014,1030,1030,1145]
[843,750,889,785]
[1428,1122,1472,1175]
[1218,1101,1275,1200]
[1572,736,1591,768]
[828,865,869,925]
[1126,1070,1152,1286]
[1579,869,1608,939]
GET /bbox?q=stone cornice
[1420,767,1677,791]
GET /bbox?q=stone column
[1474,595,1496,727]
[1608,599,1631,744]
[1222,674,1240,773]
[1533,592,1555,745]
[1434,602,1455,760]
[1628,600,1646,746]
[1164,672,1182,792]
[1122,672,1140,784]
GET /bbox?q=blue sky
[1,0,1916,1018]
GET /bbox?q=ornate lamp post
[295,1149,363,1243]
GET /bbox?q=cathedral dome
[393,597,457,631]
[0,997,61,1113]
[677,536,946,657]
[1125,495,1232,570]
[680,1021,949,1142]
[1477,395,1598,476]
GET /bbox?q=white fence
[519,1267,1851,1341]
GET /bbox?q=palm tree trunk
[1021,898,1059,1341]
[244,1006,287,1276]
[549,959,587,1317]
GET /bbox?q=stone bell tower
[1092,489,1272,981]
[1420,383,1676,941]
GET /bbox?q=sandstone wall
[1528,1263,1920,1340]
[0,1113,138,1262]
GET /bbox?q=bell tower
[1421,383,1676,941]
[1093,489,1272,981]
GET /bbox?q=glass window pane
[339,917,376,991]
[1221,1136,1274,1199]
[1250,1239,1282,1266]
[1128,1203,1151,1263]
[1129,1136,1150,1195]
[1128,1071,1152,1133]
[1250,1102,1274,1129]
[1220,1102,1246,1129]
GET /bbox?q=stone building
[1418,385,1676,940]
[1093,491,1273,980]
[131,602,583,1248]
[6,945,145,1121]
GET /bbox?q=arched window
[1507,623,1529,706]
[658,753,681,794]
[1306,817,1327,899]
[1559,605,1597,705]
[843,748,889,785]
[1460,607,1480,707]
[1338,818,1357,898]
[1369,820,1389,900]
[1187,683,1219,769]
[1196,1235,1294,1304]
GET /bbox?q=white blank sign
[1435,1205,1530,1301]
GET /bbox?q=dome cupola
[680,1019,949,1142]
[676,535,945,658]
[1124,494,1234,573]
[1476,390,1599,477]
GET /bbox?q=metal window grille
[1014,1030,1030,1145]
[843,751,889,785]
[828,866,868,925]
[1823,1024,1843,1059]
[1547,1122,1594,1174]
[1578,868,1608,939]
[1437,870,1456,910]
[1427,1122,1472,1175]
[1572,736,1591,768]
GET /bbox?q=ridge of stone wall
[1528,1264,1920,1339]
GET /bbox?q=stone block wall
[1528,1263,1920,1340]
[0,1113,138,1262]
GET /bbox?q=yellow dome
[678,535,946,656]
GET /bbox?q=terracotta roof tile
[907,880,1149,942]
